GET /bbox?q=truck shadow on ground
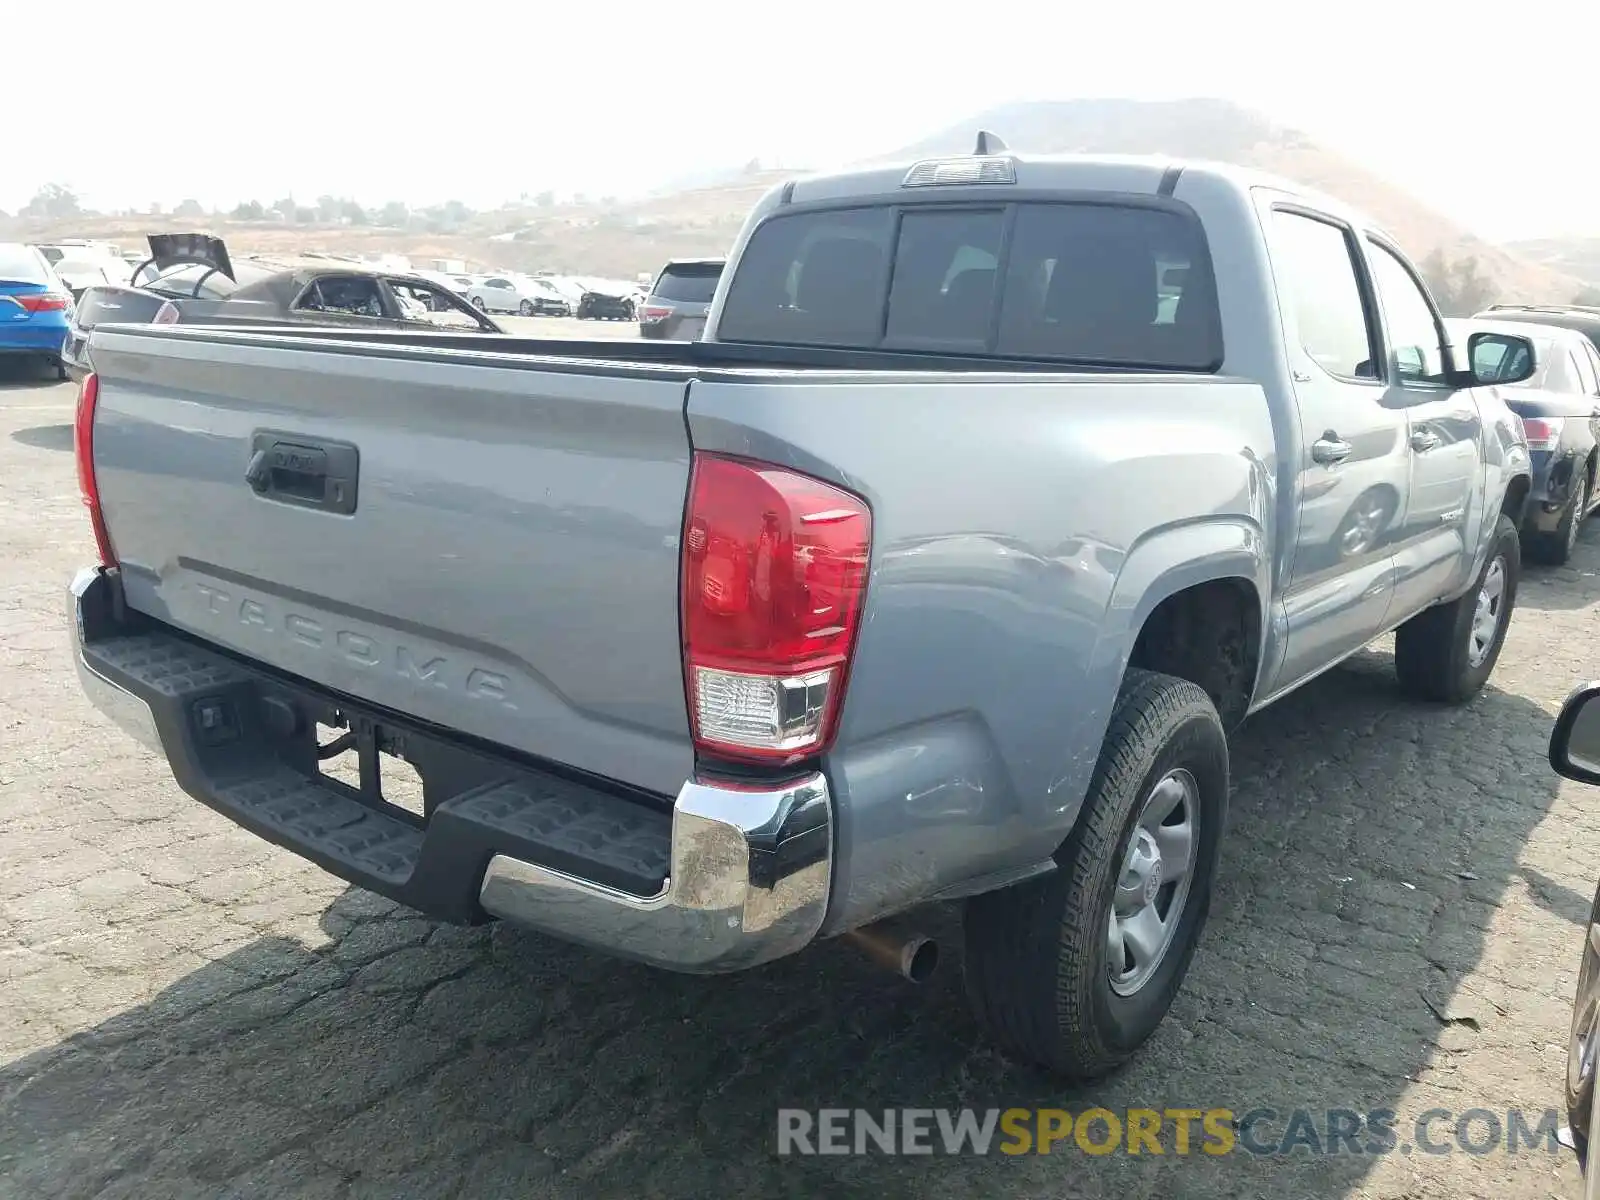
[0,654,1581,1200]
[9,423,73,451]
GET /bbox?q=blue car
[0,242,73,380]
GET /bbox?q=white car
[467,274,572,316]
[32,245,129,295]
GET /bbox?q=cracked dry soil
[1,361,1596,1198]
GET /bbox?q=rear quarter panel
[686,372,1275,933]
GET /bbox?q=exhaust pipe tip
[901,936,939,984]
[844,919,940,984]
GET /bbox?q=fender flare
[1089,517,1273,706]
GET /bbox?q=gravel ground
[0,344,1596,1199]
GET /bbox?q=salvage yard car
[67,137,1535,1081]
[60,234,503,379]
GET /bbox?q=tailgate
[86,327,698,796]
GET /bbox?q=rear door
[1362,236,1483,619]
[88,330,700,795]
[1577,340,1600,445]
[1259,206,1404,692]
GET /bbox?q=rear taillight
[681,453,872,765]
[641,305,673,322]
[8,292,70,313]
[1522,416,1564,450]
[73,372,116,567]
[152,301,180,325]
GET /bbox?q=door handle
[1410,428,1441,453]
[1312,435,1352,465]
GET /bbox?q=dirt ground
[0,340,1595,1199]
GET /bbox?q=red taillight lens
[1521,416,1563,450]
[74,372,116,567]
[10,292,70,313]
[681,453,872,765]
[152,301,180,325]
[641,306,673,322]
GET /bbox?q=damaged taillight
[1521,416,1563,451]
[73,371,116,567]
[681,453,871,766]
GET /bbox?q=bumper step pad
[81,630,672,922]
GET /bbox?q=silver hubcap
[1467,556,1506,668]
[1339,494,1388,557]
[1107,769,1200,996]
[1572,477,1589,551]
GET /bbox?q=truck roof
[767,148,1390,244]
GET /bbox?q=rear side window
[652,263,722,303]
[717,202,1222,369]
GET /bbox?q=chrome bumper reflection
[479,773,832,973]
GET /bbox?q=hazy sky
[8,0,1597,241]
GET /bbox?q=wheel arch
[1095,518,1272,730]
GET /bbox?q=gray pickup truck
[67,138,1536,1080]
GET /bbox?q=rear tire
[52,357,69,382]
[962,669,1228,1080]
[472,296,487,311]
[518,300,535,316]
[1394,513,1519,703]
[1529,467,1591,566]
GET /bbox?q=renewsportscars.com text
[776,1107,1564,1157]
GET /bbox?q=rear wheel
[1394,513,1519,703]
[52,356,69,382]
[962,669,1227,1079]
[518,300,535,316]
[1530,466,1592,566]
[472,296,487,311]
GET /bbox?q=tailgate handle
[247,432,359,515]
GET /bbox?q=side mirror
[1466,330,1537,386]
[1550,681,1600,785]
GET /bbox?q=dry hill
[4,99,1586,304]
[1505,237,1600,291]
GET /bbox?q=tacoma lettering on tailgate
[192,582,515,708]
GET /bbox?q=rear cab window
[716,200,1223,370]
[651,262,723,304]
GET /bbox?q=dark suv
[1475,304,1600,354]
[639,258,723,340]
